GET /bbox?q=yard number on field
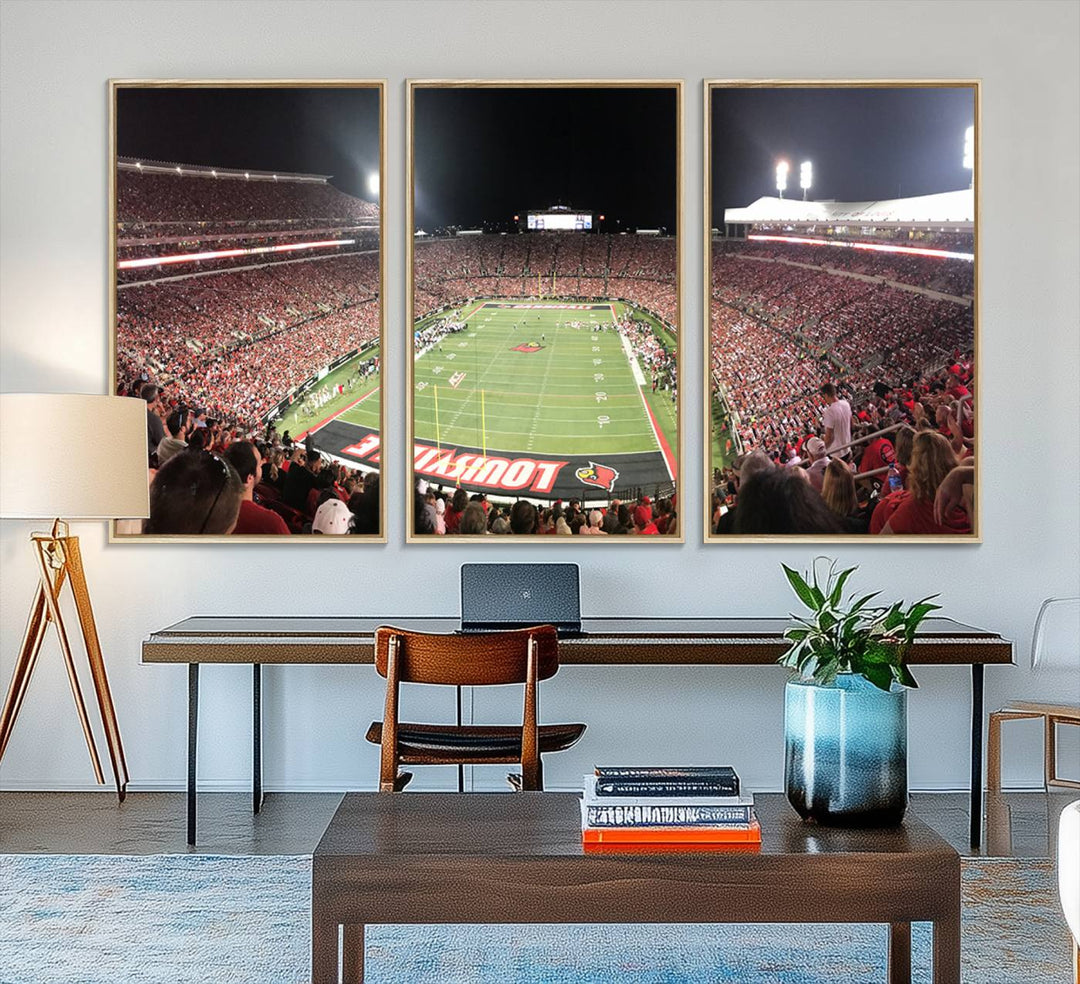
[597,415,611,429]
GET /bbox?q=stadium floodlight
[963,124,975,178]
[775,160,789,198]
[135,162,142,169]
[211,170,217,177]
[800,161,813,200]
[367,172,379,196]
[245,172,250,179]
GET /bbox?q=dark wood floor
[0,789,1073,857]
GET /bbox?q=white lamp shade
[0,393,150,519]
[1031,597,1080,672]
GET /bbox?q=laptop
[460,563,582,637]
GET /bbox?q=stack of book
[581,766,760,848]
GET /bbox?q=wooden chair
[366,625,586,792]
[988,598,1080,792]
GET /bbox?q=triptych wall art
[108,79,978,544]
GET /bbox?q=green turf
[273,345,381,438]
[413,301,675,459]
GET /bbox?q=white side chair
[1059,799,1080,983]
[988,597,1080,791]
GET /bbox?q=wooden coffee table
[311,792,960,984]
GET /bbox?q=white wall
[1,0,1077,795]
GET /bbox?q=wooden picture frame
[406,80,683,543]
[108,79,387,542]
[704,80,981,543]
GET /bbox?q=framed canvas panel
[109,80,386,542]
[704,80,980,543]
[407,80,682,542]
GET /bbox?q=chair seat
[994,701,1080,720]
[365,721,586,760]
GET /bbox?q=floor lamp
[0,393,149,800]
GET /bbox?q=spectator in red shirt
[633,506,659,534]
[224,441,290,535]
[444,487,468,534]
[859,432,896,476]
[881,431,970,535]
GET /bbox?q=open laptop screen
[460,563,581,633]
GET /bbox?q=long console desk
[141,616,1013,846]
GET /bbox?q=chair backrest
[373,625,560,686]
[1031,597,1080,672]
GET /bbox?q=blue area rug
[0,854,1070,983]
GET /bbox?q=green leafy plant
[779,559,941,692]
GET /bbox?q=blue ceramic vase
[784,672,908,826]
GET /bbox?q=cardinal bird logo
[511,342,544,353]
[575,461,619,492]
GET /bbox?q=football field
[301,300,678,500]
[409,300,676,499]
[416,302,673,455]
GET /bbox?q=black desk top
[142,616,1013,666]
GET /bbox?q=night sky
[710,86,975,225]
[116,87,381,203]
[413,87,678,232]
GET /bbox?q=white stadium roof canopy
[723,188,973,229]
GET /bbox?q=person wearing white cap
[579,509,607,534]
[312,498,354,534]
[804,436,829,493]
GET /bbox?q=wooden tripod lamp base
[0,520,130,800]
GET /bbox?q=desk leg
[969,663,984,848]
[933,910,961,984]
[253,664,263,814]
[311,909,339,984]
[343,924,364,983]
[888,922,911,984]
[456,684,464,793]
[187,663,199,847]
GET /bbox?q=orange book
[583,840,761,855]
[582,818,761,845]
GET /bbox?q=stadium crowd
[738,236,974,297]
[710,241,974,457]
[114,164,385,536]
[123,388,381,536]
[117,253,379,432]
[116,168,378,233]
[707,235,975,536]
[412,233,678,325]
[710,360,975,536]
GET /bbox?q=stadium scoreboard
[526,210,593,231]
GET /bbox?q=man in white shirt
[820,383,853,460]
